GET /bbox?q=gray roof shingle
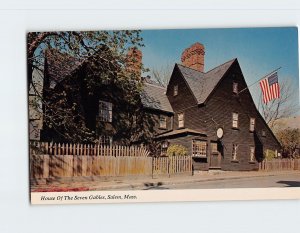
[177,58,236,104]
[141,82,174,113]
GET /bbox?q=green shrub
[264,149,276,160]
[166,144,188,157]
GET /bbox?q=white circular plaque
[217,128,224,139]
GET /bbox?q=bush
[264,149,276,160]
[166,144,188,157]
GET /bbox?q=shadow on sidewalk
[277,181,300,187]
[143,182,169,190]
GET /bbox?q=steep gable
[45,49,83,88]
[166,64,199,112]
[176,58,236,105]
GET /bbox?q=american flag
[259,72,280,104]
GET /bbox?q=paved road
[114,173,300,190]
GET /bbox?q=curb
[90,171,300,191]
[31,170,300,192]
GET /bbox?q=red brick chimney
[181,42,205,72]
[126,47,142,78]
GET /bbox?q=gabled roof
[140,81,174,113]
[176,58,236,104]
[45,49,83,88]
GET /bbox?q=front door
[209,141,222,168]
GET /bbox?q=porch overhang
[155,128,207,140]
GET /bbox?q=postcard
[28,27,300,204]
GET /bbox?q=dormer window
[174,85,178,96]
[233,82,238,94]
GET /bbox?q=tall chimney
[181,42,205,72]
[126,47,142,79]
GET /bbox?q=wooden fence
[30,141,150,157]
[259,159,300,171]
[30,154,193,179]
[153,156,193,176]
[30,154,153,179]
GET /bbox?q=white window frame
[250,146,255,162]
[250,118,255,132]
[232,113,239,128]
[174,85,178,96]
[99,100,112,122]
[192,140,207,158]
[178,113,184,128]
[233,82,238,94]
[159,115,167,129]
[161,141,169,156]
[99,135,112,146]
[232,144,238,161]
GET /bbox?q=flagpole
[238,67,281,95]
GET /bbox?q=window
[99,100,112,122]
[161,141,169,156]
[233,82,238,94]
[174,85,178,96]
[262,130,266,137]
[99,135,112,146]
[178,113,184,128]
[250,146,255,162]
[159,115,167,129]
[249,118,255,132]
[211,142,218,154]
[232,113,239,128]
[232,144,238,161]
[193,140,207,157]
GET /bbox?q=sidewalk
[31,170,300,192]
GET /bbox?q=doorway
[209,141,222,169]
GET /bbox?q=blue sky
[140,27,299,111]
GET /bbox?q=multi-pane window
[159,115,167,129]
[174,85,178,96]
[249,118,255,132]
[250,146,255,162]
[232,113,239,128]
[211,142,218,154]
[192,140,207,157]
[99,100,112,122]
[178,113,184,128]
[232,144,238,161]
[233,82,238,94]
[161,141,169,156]
[99,135,112,146]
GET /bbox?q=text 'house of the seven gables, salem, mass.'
[29,41,281,172]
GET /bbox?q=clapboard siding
[166,66,198,129]
[143,109,173,135]
[164,60,281,171]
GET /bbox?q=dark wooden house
[151,43,281,171]
[38,42,281,171]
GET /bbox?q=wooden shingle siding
[167,67,198,112]
[164,60,281,171]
